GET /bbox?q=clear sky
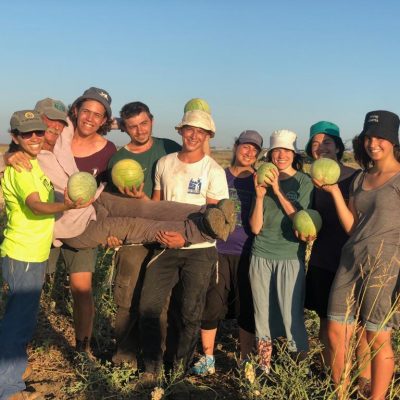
[1,0,399,149]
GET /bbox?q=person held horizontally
[249,129,313,373]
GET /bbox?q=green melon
[111,159,144,190]
[310,158,340,185]
[67,172,97,203]
[184,98,211,114]
[256,162,278,185]
[293,209,322,237]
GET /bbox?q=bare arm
[249,174,267,235]
[327,184,356,234]
[3,151,33,173]
[25,189,91,216]
[152,189,162,201]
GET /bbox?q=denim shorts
[327,313,392,332]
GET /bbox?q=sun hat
[361,110,400,146]
[305,121,343,157]
[237,130,263,150]
[268,129,297,152]
[72,87,112,118]
[10,110,47,133]
[35,98,68,123]
[175,110,216,137]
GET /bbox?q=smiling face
[75,100,106,137]
[234,143,259,167]
[180,125,210,153]
[12,131,45,158]
[311,133,339,161]
[364,135,394,162]
[41,115,67,149]
[270,147,295,172]
[124,111,153,146]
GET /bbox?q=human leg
[61,206,220,249]
[326,319,355,395]
[174,248,217,372]
[248,256,277,372]
[112,245,156,365]
[139,249,181,373]
[366,329,394,400]
[61,247,97,349]
[274,259,309,354]
[97,192,205,220]
[236,253,255,359]
[191,264,223,376]
[0,258,45,400]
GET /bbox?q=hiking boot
[203,208,230,241]
[216,199,236,233]
[22,364,33,381]
[7,390,44,400]
[190,355,216,376]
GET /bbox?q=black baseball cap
[361,110,400,145]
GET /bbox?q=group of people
[0,87,398,400]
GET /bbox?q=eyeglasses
[18,131,46,140]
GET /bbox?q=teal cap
[306,120,342,157]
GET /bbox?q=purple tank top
[217,168,255,256]
[75,140,117,184]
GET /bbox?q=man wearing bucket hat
[138,109,229,381]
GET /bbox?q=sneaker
[190,355,216,376]
[203,208,230,241]
[216,199,236,233]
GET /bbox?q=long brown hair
[353,134,400,169]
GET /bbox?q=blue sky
[1,0,399,149]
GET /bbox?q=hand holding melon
[310,158,340,187]
[111,159,145,197]
[293,209,322,242]
[67,172,97,207]
[256,162,278,186]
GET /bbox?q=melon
[310,158,340,185]
[256,162,278,185]
[293,209,322,237]
[111,159,144,190]
[67,172,97,203]
[184,98,211,114]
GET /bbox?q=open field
[0,151,399,399]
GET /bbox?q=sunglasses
[18,131,46,140]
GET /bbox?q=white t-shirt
[154,152,229,249]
